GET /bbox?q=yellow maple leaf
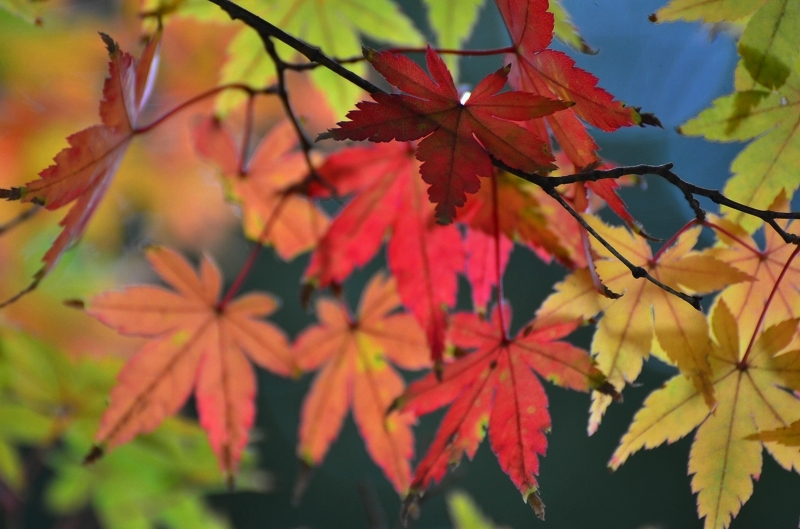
[708,204,800,346]
[586,218,750,432]
[610,300,800,529]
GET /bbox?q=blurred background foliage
[0,0,798,528]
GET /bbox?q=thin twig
[206,0,383,95]
[495,160,800,245]
[543,187,702,310]
[0,206,40,236]
[259,35,335,194]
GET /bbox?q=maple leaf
[193,117,328,260]
[651,0,766,23]
[495,0,640,169]
[305,143,464,367]
[464,228,513,315]
[396,305,606,520]
[737,0,800,90]
[217,0,423,115]
[294,272,430,494]
[707,204,800,345]
[548,0,596,54]
[322,46,573,223]
[2,32,160,302]
[421,0,485,76]
[584,219,751,432]
[610,300,800,529]
[459,169,585,268]
[679,58,800,232]
[85,246,293,483]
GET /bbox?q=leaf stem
[491,174,508,340]
[651,219,698,262]
[383,45,516,57]
[0,206,40,237]
[702,220,763,257]
[283,46,517,71]
[741,244,800,364]
[216,194,289,310]
[238,93,256,175]
[133,83,274,135]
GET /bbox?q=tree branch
[207,0,800,309]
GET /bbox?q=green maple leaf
[218,0,424,116]
[679,56,800,231]
[549,0,596,54]
[421,0,485,78]
[738,0,800,90]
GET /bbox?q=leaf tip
[83,445,104,465]
[386,395,404,416]
[400,490,422,526]
[98,32,118,56]
[63,298,85,310]
[292,459,314,506]
[362,46,378,63]
[434,360,444,381]
[525,489,545,520]
[648,13,658,23]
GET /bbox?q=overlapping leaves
[323,46,572,223]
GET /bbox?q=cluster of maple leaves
[2,0,800,528]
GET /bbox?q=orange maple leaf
[294,272,430,495]
[193,117,329,260]
[610,300,800,529]
[86,246,293,483]
[8,32,160,301]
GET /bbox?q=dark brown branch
[494,160,800,245]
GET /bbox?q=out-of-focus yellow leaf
[652,0,766,23]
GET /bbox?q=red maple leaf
[85,246,293,484]
[306,142,464,367]
[395,305,607,520]
[459,168,587,269]
[464,227,513,314]
[322,46,572,223]
[15,32,160,291]
[193,117,329,260]
[294,272,430,494]
[496,0,640,169]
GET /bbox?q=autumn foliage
[1,0,800,528]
